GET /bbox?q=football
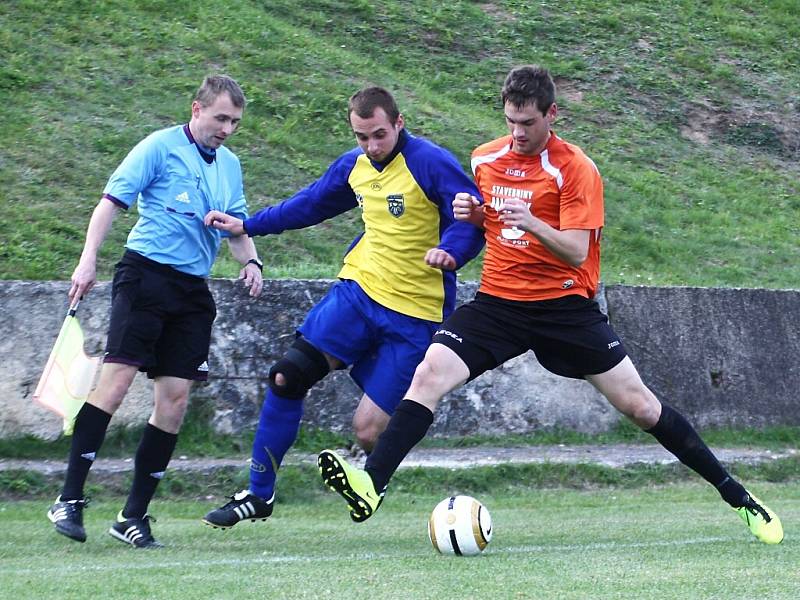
[427,495,492,556]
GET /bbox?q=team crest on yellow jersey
[387,194,405,217]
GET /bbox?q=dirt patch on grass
[478,2,517,22]
[681,99,799,159]
[554,77,585,104]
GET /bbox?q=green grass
[2,483,798,599]
[4,454,800,503]
[418,423,800,451]
[2,421,799,460]
[0,0,798,287]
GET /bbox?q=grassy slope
[0,0,798,286]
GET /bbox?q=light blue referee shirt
[103,124,248,277]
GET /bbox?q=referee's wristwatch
[245,257,263,272]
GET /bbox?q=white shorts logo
[435,329,463,343]
[197,361,209,372]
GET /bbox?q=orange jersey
[471,132,604,301]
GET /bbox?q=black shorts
[104,251,216,381]
[431,292,627,381]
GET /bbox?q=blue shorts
[298,279,438,415]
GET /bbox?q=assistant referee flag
[33,305,100,435]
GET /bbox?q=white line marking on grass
[0,536,740,576]
[495,536,737,554]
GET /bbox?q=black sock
[61,403,112,500]
[365,399,434,492]
[646,403,748,507]
[122,424,178,519]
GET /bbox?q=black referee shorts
[103,251,216,381]
[431,292,627,381]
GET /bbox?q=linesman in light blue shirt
[47,75,264,549]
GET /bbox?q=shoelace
[135,515,157,540]
[222,490,251,508]
[62,496,91,514]
[743,497,771,523]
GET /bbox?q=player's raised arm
[452,192,484,228]
[498,197,590,267]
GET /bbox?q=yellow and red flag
[33,304,101,435]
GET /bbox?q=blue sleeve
[228,156,248,219]
[243,151,359,236]
[408,141,485,269]
[220,153,247,238]
[103,133,165,208]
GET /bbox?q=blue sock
[249,389,304,499]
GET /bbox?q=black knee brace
[268,337,330,399]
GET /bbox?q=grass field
[2,483,798,599]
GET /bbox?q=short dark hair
[348,86,400,123]
[195,74,246,108]
[501,65,556,115]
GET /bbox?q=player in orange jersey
[319,65,783,545]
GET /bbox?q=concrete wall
[605,285,800,429]
[1,280,798,441]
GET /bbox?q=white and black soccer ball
[427,495,492,556]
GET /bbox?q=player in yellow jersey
[319,67,783,545]
[201,87,485,528]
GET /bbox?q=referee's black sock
[61,403,112,501]
[646,402,748,507]
[122,423,178,519]
[365,399,434,492]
